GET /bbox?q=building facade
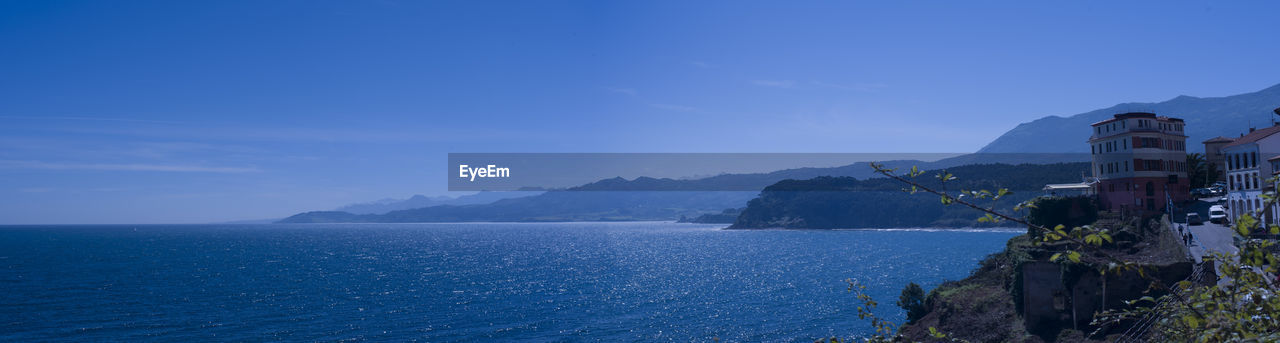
[1269,155,1280,224]
[1221,125,1280,225]
[1089,112,1190,212]
[1203,136,1233,182]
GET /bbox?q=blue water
[0,222,1018,342]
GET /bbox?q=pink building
[1088,112,1190,212]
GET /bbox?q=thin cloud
[689,61,715,69]
[649,103,697,112]
[811,81,888,92]
[0,160,260,173]
[751,80,797,88]
[47,126,528,144]
[604,87,638,96]
[0,115,184,124]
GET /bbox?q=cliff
[895,212,1206,342]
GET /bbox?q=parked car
[1209,186,1226,196]
[1187,213,1204,225]
[1209,205,1228,224]
[1191,188,1212,198]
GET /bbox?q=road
[1182,221,1237,263]
[1174,196,1237,286]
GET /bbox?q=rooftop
[1203,136,1235,144]
[1091,112,1184,126]
[1043,183,1093,191]
[1222,125,1280,148]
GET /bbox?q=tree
[897,282,927,324]
[1186,153,1219,189]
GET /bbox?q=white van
[1209,205,1227,224]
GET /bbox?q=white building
[1088,112,1190,212]
[1220,125,1280,226]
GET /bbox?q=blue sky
[2,1,1279,224]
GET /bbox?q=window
[1123,140,1127,150]
[1146,181,1155,196]
[1252,152,1258,167]
[1138,137,1161,149]
[1124,160,1129,172]
[1143,159,1163,171]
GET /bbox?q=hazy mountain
[280,191,759,223]
[979,83,1280,153]
[334,192,537,214]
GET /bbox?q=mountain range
[979,83,1280,153]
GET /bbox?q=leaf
[1184,315,1200,328]
[1068,251,1082,263]
[928,327,946,338]
[1085,234,1101,246]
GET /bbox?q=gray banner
[447,153,1092,191]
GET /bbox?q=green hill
[730,163,1092,229]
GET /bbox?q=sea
[0,222,1020,342]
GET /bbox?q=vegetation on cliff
[828,162,1280,343]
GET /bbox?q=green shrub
[897,282,927,324]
